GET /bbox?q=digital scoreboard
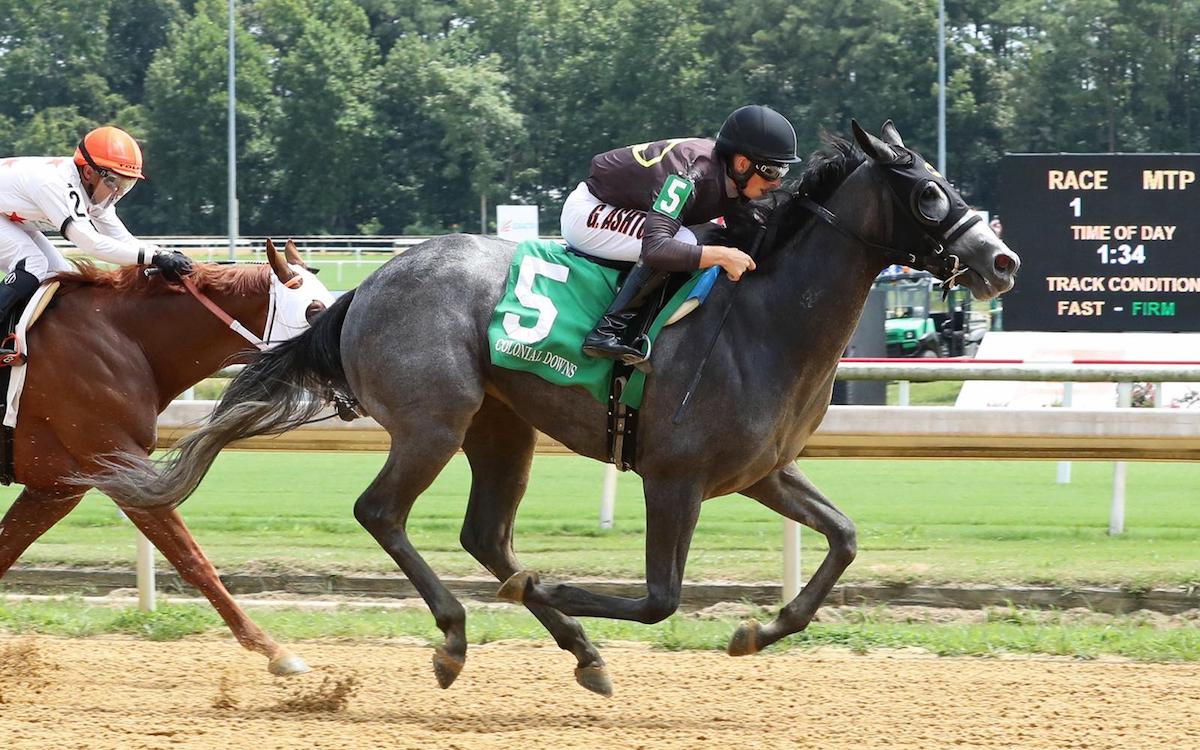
[997,153,1200,332]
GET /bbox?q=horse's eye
[916,182,950,223]
[305,301,326,323]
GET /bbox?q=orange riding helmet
[73,126,146,180]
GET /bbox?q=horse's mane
[794,132,865,205]
[714,132,866,253]
[53,260,270,296]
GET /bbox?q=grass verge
[10,454,1199,588]
[1,599,1196,662]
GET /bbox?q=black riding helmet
[715,105,802,165]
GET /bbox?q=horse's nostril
[994,253,1016,274]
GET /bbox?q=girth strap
[607,369,639,471]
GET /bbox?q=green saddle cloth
[487,240,704,408]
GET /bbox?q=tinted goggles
[753,162,790,181]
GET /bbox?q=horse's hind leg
[0,488,83,576]
[353,426,471,689]
[459,397,610,697]
[731,463,856,655]
[500,476,704,624]
[120,506,309,676]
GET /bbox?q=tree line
[3,0,1198,236]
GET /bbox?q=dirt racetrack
[1,634,1197,750]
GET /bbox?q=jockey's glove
[150,249,195,282]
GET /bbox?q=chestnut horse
[0,240,333,674]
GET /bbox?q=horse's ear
[284,238,306,268]
[265,238,297,284]
[881,120,905,148]
[852,118,898,163]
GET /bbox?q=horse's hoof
[268,651,311,676]
[497,570,539,603]
[574,664,613,698]
[432,646,465,689]
[727,619,761,657]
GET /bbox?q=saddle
[564,247,719,471]
[0,281,61,484]
[489,239,719,472]
[0,281,58,367]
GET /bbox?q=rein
[180,274,361,425]
[796,195,971,293]
[673,177,978,423]
[180,275,271,351]
[671,213,779,424]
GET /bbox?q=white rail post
[1056,382,1073,484]
[1109,382,1133,535]
[898,380,911,406]
[782,519,802,601]
[136,530,156,611]
[599,464,618,529]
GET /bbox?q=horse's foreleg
[0,489,83,576]
[733,463,857,655]
[120,506,309,676]
[501,478,703,624]
[459,398,610,696]
[354,430,469,689]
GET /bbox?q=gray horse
[88,121,1019,696]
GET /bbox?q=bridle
[796,150,982,292]
[176,270,359,422]
[179,272,297,350]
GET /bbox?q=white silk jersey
[0,156,150,270]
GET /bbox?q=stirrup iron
[621,335,653,373]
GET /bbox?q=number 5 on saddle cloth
[487,240,718,469]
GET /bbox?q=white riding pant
[0,219,71,280]
[559,182,696,263]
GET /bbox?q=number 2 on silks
[502,256,570,344]
[653,175,694,219]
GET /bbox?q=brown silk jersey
[584,138,737,271]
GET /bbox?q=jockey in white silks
[0,125,195,361]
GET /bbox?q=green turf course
[0,598,1196,660]
[5,453,1198,588]
[298,253,389,290]
[206,250,391,291]
[70,249,390,292]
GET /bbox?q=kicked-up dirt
[0,634,1197,749]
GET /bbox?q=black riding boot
[0,261,41,366]
[582,262,669,366]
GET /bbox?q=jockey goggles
[100,171,138,198]
[89,170,137,211]
[77,138,139,209]
[752,162,790,181]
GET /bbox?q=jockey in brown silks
[560,105,802,365]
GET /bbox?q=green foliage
[133,0,278,232]
[0,0,122,121]
[264,0,385,233]
[6,0,1200,233]
[9,107,99,155]
[105,0,187,104]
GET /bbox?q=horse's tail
[84,289,357,509]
